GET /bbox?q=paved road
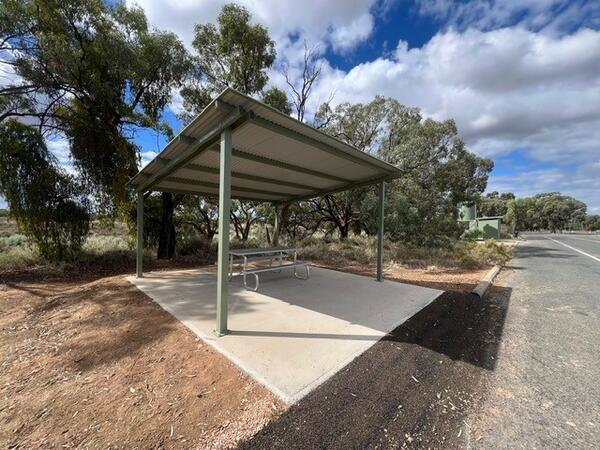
[471,233,600,448]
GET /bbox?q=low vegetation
[0,219,512,279]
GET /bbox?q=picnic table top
[229,246,296,256]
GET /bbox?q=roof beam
[152,186,274,202]
[206,147,351,184]
[136,107,248,192]
[249,115,399,175]
[282,174,397,204]
[184,163,315,191]
[162,176,292,199]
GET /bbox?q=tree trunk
[157,192,176,259]
[276,204,290,244]
[339,223,349,240]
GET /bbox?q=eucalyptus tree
[180,3,276,121]
[178,3,278,247]
[1,0,191,258]
[261,87,292,115]
[1,0,190,212]
[307,96,493,245]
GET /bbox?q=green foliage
[180,3,276,121]
[478,191,515,217]
[261,87,292,115]
[585,214,600,231]
[311,96,493,246]
[1,0,191,213]
[0,120,90,260]
[297,234,511,269]
[175,235,217,263]
[504,193,587,232]
[462,228,484,241]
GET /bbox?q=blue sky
[3,1,600,212]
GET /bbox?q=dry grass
[297,235,513,270]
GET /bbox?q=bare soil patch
[314,260,487,293]
[0,275,283,449]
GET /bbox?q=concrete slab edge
[287,290,442,404]
[126,276,294,404]
[126,275,443,406]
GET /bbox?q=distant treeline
[478,192,599,232]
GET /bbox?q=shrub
[176,235,217,263]
[0,240,39,272]
[462,228,483,241]
[0,120,90,261]
[451,240,512,268]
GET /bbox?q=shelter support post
[376,181,385,282]
[216,127,232,336]
[273,203,281,246]
[136,192,144,278]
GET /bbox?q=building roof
[130,88,401,203]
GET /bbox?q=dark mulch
[238,287,511,449]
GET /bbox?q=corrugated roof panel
[133,87,400,200]
[191,150,340,190]
[170,167,312,196]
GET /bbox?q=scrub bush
[0,121,90,261]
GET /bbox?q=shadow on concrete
[238,287,513,450]
[130,267,444,337]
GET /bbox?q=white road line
[547,237,600,263]
[560,235,600,244]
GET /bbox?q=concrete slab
[127,267,442,404]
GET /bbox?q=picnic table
[228,246,311,291]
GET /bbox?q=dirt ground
[316,260,488,293]
[0,260,488,449]
[0,275,284,449]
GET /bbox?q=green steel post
[136,192,144,278]
[273,203,280,246]
[376,181,385,281]
[216,128,232,336]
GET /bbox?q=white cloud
[46,137,76,174]
[416,0,600,35]
[126,1,600,211]
[330,13,375,53]
[307,26,600,209]
[140,150,158,169]
[127,0,379,113]
[127,0,377,54]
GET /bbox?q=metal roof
[130,87,401,203]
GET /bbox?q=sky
[3,0,600,212]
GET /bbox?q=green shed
[477,216,502,240]
[458,203,477,221]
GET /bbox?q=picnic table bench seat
[228,247,311,291]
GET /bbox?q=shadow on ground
[238,286,512,450]
[5,277,179,373]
